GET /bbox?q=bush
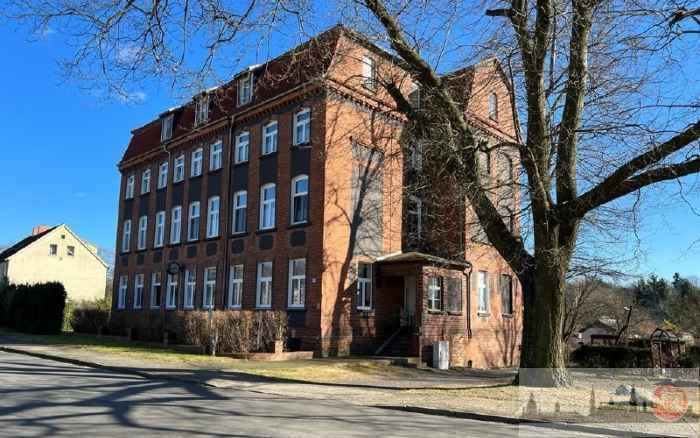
[4,282,67,334]
[679,346,700,368]
[570,345,652,368]
[183,310,287,353]
[0,281,17,326]
[70,298,111,334]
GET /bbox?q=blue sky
[0,20,698,280]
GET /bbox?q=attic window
[238,72,254,106]
[362,55,376,90]
[161,114,174,142]
[488,93,498,121]
[194,94,210,126]
[49,244,58,256]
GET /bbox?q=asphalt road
[0,351,611,437]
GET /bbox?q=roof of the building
[0,226,57,262]
[376,251,471,269]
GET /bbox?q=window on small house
[191,148,203,177]
[173,155,185,182]
[122,220,132,253]
[446,277,462,313]
[49,244,58,256]
[406,195,422,240]
[67,246,75,257]
[161,114,174,142]
[154,211,166,247]
[293,108,311,146]
[150,272,162,308]
[477,271,490,314]
[134,273,144,309]
[141,169,151,194]
[184,269,196,309]
[356,263,373,310]
[427,277,442,311]
[263,121,278,155]
[501,274,513,315]
[203,267,216,309]
[228,264,244,308]
[210,141,223,171]
[488,93,499,121]
[362,55,376,90]
[125,175,135,199]
[256,261,273,308]
[235,131,250,163]
[118,275,128,309]
[188,201,201,241]
[290,175,309,225]
[288,258,306,308]
[166,273,178,309]
[238,72,254,106]
[158,161,169,189]
[170,206,182,244]
[259,183,276,230]
[194,94,209,126]
[232,190,247,233]
[206,196,220,238]
[137,216,148,250]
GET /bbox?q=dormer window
[161,114,174,142]
[362,55,376,90]
[488,92,498,121]
[238,72,254,106]
[194,94,209,126]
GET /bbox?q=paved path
[0,351,607,437]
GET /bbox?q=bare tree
[5,0,699,386]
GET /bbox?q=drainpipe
[464,263,473,339]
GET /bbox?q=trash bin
[433,341,449,370]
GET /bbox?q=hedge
[679,346,700,368]
[570,345,652,368]
[0,282,67,334]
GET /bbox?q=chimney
[32,225,51,236]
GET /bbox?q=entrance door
[402,276,416,327]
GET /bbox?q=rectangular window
[191,148,203,177]
[184,269,196,309]
[158,161,169,189]
[291,175,309,225]
[259,184,276,230]
[234,132,249,163]
[203,267,216,309]
[408,83,421,109]
[288,258,306,308]
[134,273,144,309]
[427,277,442,311]
[125,175,135,199]
[206,196,220,238]
[49,244,58,256]
[489,93,499,121]
[238,72,254,106]
[141,169,151,194]
[161,114,174,142]
[263,121,278,155]
[195,94,210,126]
[362,55,376,90]
[477,271,490,314]
[150,272,162,308]
[256,261,273,308]
[137,216,148,250]
[166,273,178,309]
[501,274,513,315]
[170,206,182,244]
[154,211,166,247]
[357,263,373,310]
[122,220,131,252]
[188,201,201,241]
[293,108,311,146]
[118,275,128,309]
[446,277,462,313]
[228,265,244,308]
[407,196,422,240]
[408,142,423,171]
[67,245,75,257]
[232,190,247,233]
[210,141,223,171]
[173,155,185,182]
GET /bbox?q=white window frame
[203,267,216,309]
[191,148,203,177]
[188,201,201,241]
[170,206,182,244]
[407,195,422,239]
[141,169,151,194]
[66,245,75,257]
[477,271,490,314]
[117,276,128,309]
[256,261,273,308]
[195,94,210,126]
[287,258,306,309]
[210,141,223,171]
[262,121,278,155]
[122,219,132,253]
[154,211,166,248]
[228,264,244,309]
[232,190,247,234]
[134,273,144,309]
[206,196,220,238]
[357,263,373,310]
[137,215,148,250]
[489,92,499,121]
[362,55,376,90]
[259,183,276,230]
[427,277,442,311]
[158,161,169,189]
[161,114,174,142]
[290,175,309,225]
[49,244,58,256]
[292,108,311,146]
[150,272,162,309]
[125,175,135,199]
[184,269,196,309]
[237,72,254,106]
[173,155,185,182]
[166,273,178,309]
[408,142,423,171]
[234,131,249,164]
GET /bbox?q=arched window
[290,175,309,225]
[488,92,498,121]
[259,183,276,230]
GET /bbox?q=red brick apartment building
[112,25,522,368]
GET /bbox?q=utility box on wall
[433,341,450,370]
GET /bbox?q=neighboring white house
[0,224,108,302]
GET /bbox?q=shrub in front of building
[570,344,652,368]
[70,298,111,334]
[3,282,67,334]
